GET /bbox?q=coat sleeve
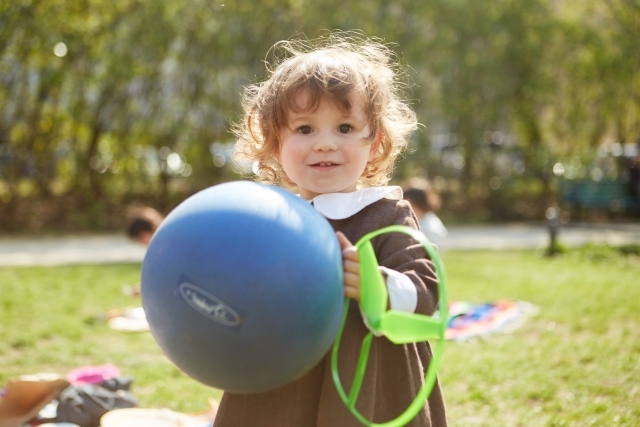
[371,199,440,316]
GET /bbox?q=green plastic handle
[358,240,387,330]
[331,225,449,427]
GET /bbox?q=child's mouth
[312,162,338,167]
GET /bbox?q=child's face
[278,90,379,200]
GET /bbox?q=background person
[403,179,448,253]
[127,207,164,246]
[124,207,164,296]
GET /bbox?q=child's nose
[312,133,338,152]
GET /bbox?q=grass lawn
[1,246,639,426]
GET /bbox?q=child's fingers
[344,285,360,301]
[343,258,359,275]
[344,269,360,302]
[342,246,359,263]
[337,232,361,301]
[336,231,354,252]
[343,261,361,302]
[343,270,360,287]
[336,232,359,262]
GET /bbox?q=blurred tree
[0,0,638,231]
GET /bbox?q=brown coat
[215,198,447,427]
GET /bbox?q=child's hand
[336,232,361,302]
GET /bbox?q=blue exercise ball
[141,181,344,393]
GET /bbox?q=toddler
[217,32,447,427]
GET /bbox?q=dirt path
[1,223,638,267]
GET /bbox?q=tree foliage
[0,0,638,231]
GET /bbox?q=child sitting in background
[124,207,164,296]
[403,180,448,253]
[216,32,447,427]
[126,207,164,246]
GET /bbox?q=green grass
[439,248,640,426]
[0,263,218,413]
[1,246,639,425]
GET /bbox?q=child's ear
[368,131,383,161]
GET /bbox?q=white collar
[308,186,403,220]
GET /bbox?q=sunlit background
[0,0,638,232]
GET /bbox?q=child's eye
[297,126,313,134]
[338,124,352,133]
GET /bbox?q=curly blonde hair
[233,31,418,190]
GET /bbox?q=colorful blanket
[446,300,538,341]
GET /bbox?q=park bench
[560,179,640,211]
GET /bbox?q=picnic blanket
[446,300,538,341]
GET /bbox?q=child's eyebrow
[286,107,364,122]
[288,114,311,123]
